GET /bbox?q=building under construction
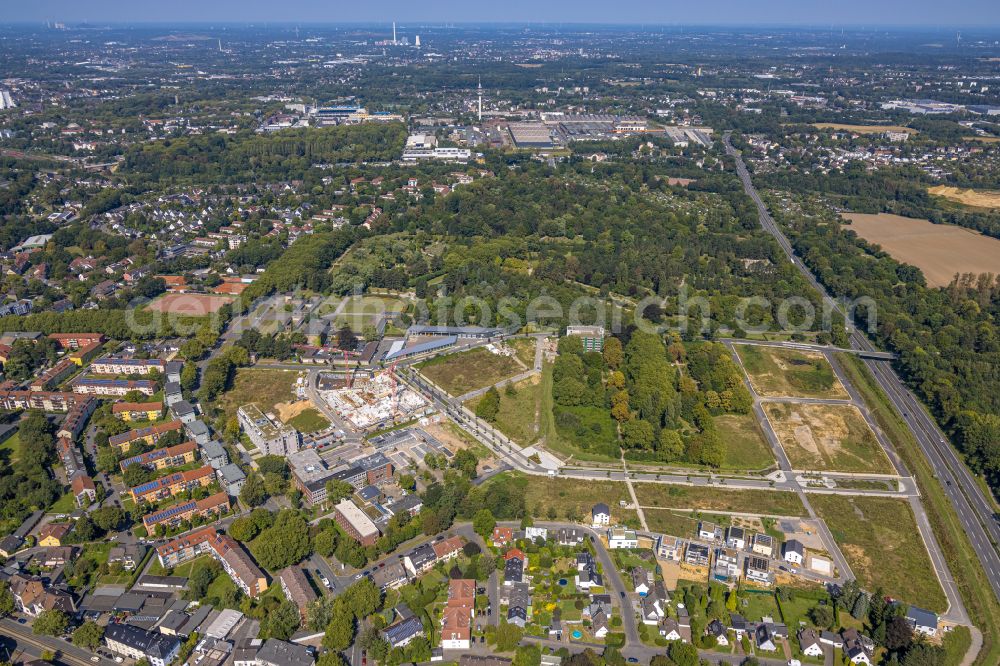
[320,370,428,431]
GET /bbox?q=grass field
[0,431,20,465]
[214,368,298,420]
[332,295,408,331]
[838,355,998,666]
[929,185,1000,210]
[643,508,703,537]
[810,494,946,611]
[714,414,776,470]
[49,492,77,514]
[736,345,848,399]
[635,484,806,516]
[764,402,894,473]
[500,473,637,525]
[417,347,524,397]
[509,338,537,367]
[286,407,330,433]
[842,212,1000,287]
[812,123,917,135]
[466,374,543,447]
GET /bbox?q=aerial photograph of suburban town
[0,2,999,666]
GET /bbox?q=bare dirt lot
[928,185,1000,210]
[764,402,894,474]
[146,292,235,315]
[842,212,1000,287]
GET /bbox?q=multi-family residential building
[0,390,87,412]
[110,420,185,452]
[119,440,198,472]
[92,357,166,375]
[57,397,98,439]
[71,474,97,507]
[218,463,247,496]
[237,404,300,456]
[112,401,164,421]
[608,526,638,549]
[154,526,267,597]
[142,492,230,531]
[277,567,316,621]
[655,535,683,561]
[441,579,476,650]
[30,358,77,391]
[129,465,215,503]
[201,439,229,469]
[104,623,181,666]
[73,377,156,397]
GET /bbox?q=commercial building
[566,325,605,352]
[112,401,165,421]
[120,440,198,472]
[110,420,185,453]
[130,465,215,503]
[288,449,336,505]
[234,638,314,666]
[238,404,300,456]
[142,492,230,531]
[334,498,381,546]
[104,623,181,666]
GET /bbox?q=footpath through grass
[839,354,997,666]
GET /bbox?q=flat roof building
[334,498,380,546]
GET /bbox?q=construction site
[318,366,430,432]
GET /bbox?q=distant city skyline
[5,1,1000,28]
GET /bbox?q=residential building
[113,401,164,421]
[277,567,316,622]
[699,521,723,541]
[441,579,475,650]
[334,498,380,546]
[119,440,198,472]
[432,535,464,562]
[71,474,97,507]
[73,377,156,397]
[238,404,300,456]
[37,523,72,547]
[165,382,183,407]
[591,502,610,527]
[656,534,683,561]
[156,527,219,568]
[92,357,166,375]
[714,548,740,582]
[504,550,525,586]
[799,629,824,657]
[30,358,77,391]
[201,440,229,469]
[384,616,424,648]
[171,400,197,424]
[104,623,181,666]
[782,540,805,565]
[745,556,772,585]
[108,544,146,571]
[608,526,638,549]
[129,465,215,503]
[660,617,682,641]
[906,606,938,637]
[218,463,247,496]
[707,619,729,646]
[142,492,230,531]
[237,639,314,666]
[8,573,75,617]
[404,543,437,577]
[110,420,185,453]
[726,526,746,550]
[524,526,547,542]
[685,543,710,567]
[631,566,652,595]
[751,533,775,557]
[186,420,211,445]
[0,390,88,412]
[369,560,409,590]
[491,526,514,547]
[507,582,530,628]
[211,533,269,598]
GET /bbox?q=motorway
[722,133,1000,608]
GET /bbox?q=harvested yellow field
[929,185,1000,210]
[812,123,916,135]
[842,212,1000,287]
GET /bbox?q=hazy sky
[6,1,1000,27]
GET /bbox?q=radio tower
[477,76,483,122]
[392,22,397,46]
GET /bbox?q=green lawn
[736,344,848,399]
[810,494,946,611]
[0,431,20,465]
[492,472,638,526]
[509,338,538,367]
[417,347,524,396]
[49,491,77,514]
[635,484,806,517]
[713,414,775,470]
[643,509,709,538]
[466,375,543,447]
[287,407,330,433]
